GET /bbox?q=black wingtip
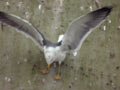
[0,11,6,19]
[101,6,113,16]
[90,6,113,18]
[104,6,113,10]
[103,6,113,11]
[0,11,5,16]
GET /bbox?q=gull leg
[40,64,50,74]
[54,63,61,80]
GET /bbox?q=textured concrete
[0,0,120,90]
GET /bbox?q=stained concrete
[0,0,120,90]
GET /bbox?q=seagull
[0,6,113,80]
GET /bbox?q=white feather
[58,34,64,42]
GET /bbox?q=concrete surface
[0,0,120,90]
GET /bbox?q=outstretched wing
[60,6,113,52]
[0,11,45,50]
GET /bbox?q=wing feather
[0,11,45,50]
[60,6,113,52]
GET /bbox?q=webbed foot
[54,74,61,80]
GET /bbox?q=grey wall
[0,0,120,90]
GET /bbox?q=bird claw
[40,69,49,74]
[54,74,61,80]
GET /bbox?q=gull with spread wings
[0,6,113,80]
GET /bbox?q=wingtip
[0,11,4,15]
[0,11,6,18]
[99,6,113,17]
[103,6,113,11]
